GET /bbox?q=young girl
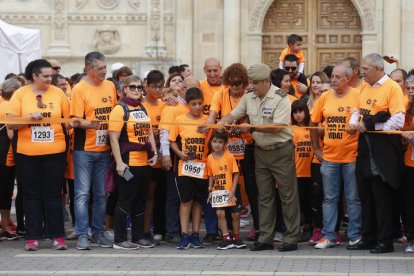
[207,130,246,250]
[291,99,314,241]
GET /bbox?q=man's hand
[147,155,157,166]
[297,83,307,94]
[355,121,367,133]
[29,112,43,120]
[163,94,179,106]
[313,148,324,163]
[90,120,100,130]
[347,124,357,135]
[162,156,172,171]
[402,131,414,142]
[177,151,190,161]
[197,123,210,134]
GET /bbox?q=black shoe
[346,239,376,250]
[250,242,274,251]
[370,242,394,254]
[277,242,298,252]
[203,234,217,245]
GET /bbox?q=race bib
[31,126,54,142]
[227,139,246,156]
[211,190,233,208]
[130,111,149,122]
[96,130,109,146]
[181,160,205,179]
[411,144,414,161]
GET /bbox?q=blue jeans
[74,150,110,237]
[320,161,361,241]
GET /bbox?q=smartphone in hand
[383,56,395,64]
[123,168,134,181]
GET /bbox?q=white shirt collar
[370,74,389,87]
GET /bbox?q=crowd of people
[1,33,414,255]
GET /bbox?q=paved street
[1,228,414,276]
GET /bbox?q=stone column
[244,33,263,68]
[401,0,414,69]
[383,0,401,73]
[144,0,167,58]
[223,0,241,67]
[175,0,193,67]
[47,0,71,56]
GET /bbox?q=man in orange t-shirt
[283,54,308,99]
[70,52,117,250]
[310,64,361,249]
[348,53,405,254]
[200,58,225,116]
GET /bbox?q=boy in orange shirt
[279,34,305,74]
[169,87,211,249]
[207,130,246,250]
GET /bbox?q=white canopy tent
[0,20,41,81]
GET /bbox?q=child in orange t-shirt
[169,87,211,249]
[207,130,246,250]
[279,34,305,74]
[291,99,313,241]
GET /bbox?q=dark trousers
[240,145,260,230]
[298,177,313,226]
[0,164,15,210]
[114,166,151,243]
[358,175,394,244]
[16,152,66,240]
[404,166,414,241]
[67,179,75,226]
[151,168,167,236]
[311,163,323,228]
[165,169,181,237]
[15,177,24,232]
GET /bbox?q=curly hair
[222,63,248,88]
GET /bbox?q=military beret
[247,63,271,81]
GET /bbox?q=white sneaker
[315,237,334,249]
[273,232,284,242]
[348,237,361,246]
[240,219,250,228]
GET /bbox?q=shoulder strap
[118,101,130,121]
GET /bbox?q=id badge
[31,126,54,142]
[96,130,109,146]
[181,160,205,179]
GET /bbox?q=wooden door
[262,0,362,75]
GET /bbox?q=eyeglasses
[127,85,144,91]
[285,66,297,72]
[36,95,47,109]
[149,84,164,91]
[231,80,243,87]
[52,66,61,71]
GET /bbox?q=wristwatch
[249,127,256,133]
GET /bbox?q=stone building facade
[0,0,412,79]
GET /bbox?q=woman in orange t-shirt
[6,59,71,251]
[109,75,157,250]
[0,78,21,241]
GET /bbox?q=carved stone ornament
[53,0,66,41]
[93,27,121,54]
[128,0,140,9]
[75,0,88,9]
[96,0,119,9]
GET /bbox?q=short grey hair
[406,75,414,84]
[364,53,384,70]
[85,51,105,67]
[1,78,21,100]
[334,64,353,77]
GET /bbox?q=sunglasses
[285,66,297,72]
[127,85,144,91]
[36,95,47,109]
[52,66,61,71]
[231,80,243,87]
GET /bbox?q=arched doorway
[262,0,362,74]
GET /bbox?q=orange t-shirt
[143,99,165,168]
[311,88,359,163]
[279,48,305,63]
[207,151,239,199]
[70,80,117,152]
[291,78,310,99]
[357,78,405,116]
[109,104,152,167]
[210,88,253,159]
[159,102,189,132]
[169,114,210,179]
[293,126,312,177]
[0,101,14,166]
[354,80,368,92]
[200,79,225,115]
[288,94,298,104]
[7,85,70,156]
